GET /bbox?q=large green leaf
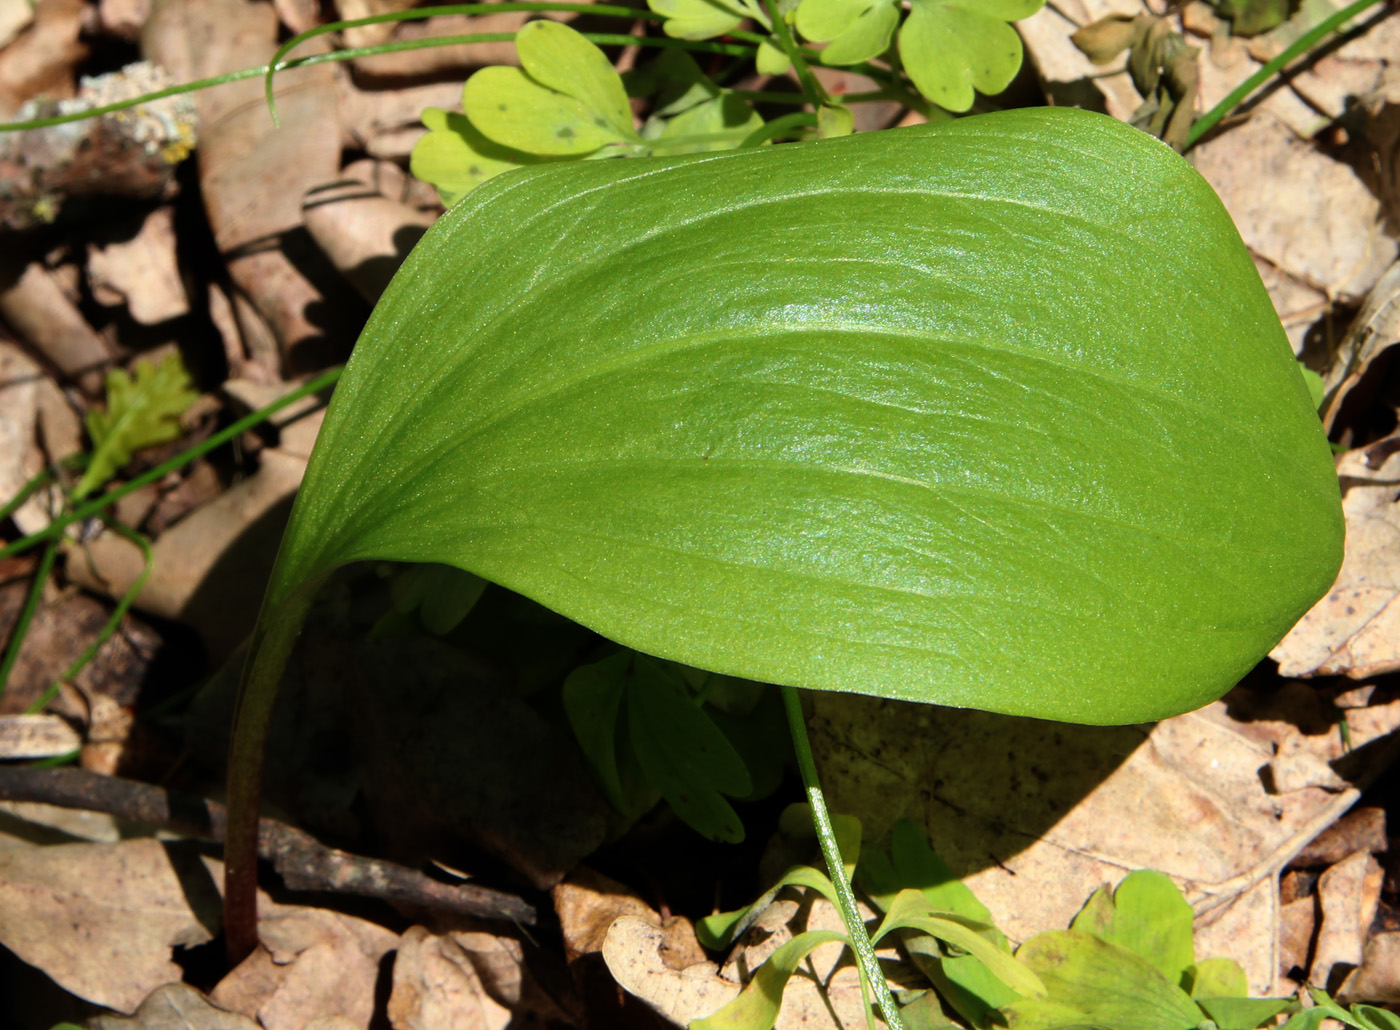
[256,107,1342,726]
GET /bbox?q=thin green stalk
[1184,0,1388,149]
[0,367,343,564]
[0,538,59,703]
[25,524,153,715]
[740,111,818,146]
[266,1,661,122]
[763,0,830,109]
[0,30,754,135]
[781,685,906,1030]
[0,468,53,525]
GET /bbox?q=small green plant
[77,353,199,500]
[694,816,1372,1030]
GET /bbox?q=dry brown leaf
[348,7,577,83]
[0,834,218,1013]
[336,73,464,161]
[96,0,152,42]
[603,896,882,1029]
[1310,849,1384,989]
[0,0,34,49]
[211,894,398,1030]
[1193,110,1397,353]
[0,260,113,394]
[1017,0,1149,119]
[1295,806,1388,867]
[335,0,418,48]
[302,178,434,304]
[1340,931,1400,1004]
[0,713,82,759]
[555,867,671,962]
[1279,895,1317,978]
[387,926,514,1030]
[1319,261,1400,433]
[141,0,356,374]
[65,448,307,662]
[0,0,87,116]
[87,206,190,326]
[90,983,259,1030]
[222,377,329,459]
[1273,446,1400,679]
[0,340,56,535]
[809,681,1400,996]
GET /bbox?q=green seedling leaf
[899,989,962,1030]
[388,562,489,634]
[562,651,633,810]
[1352,1006,1400,1030]
[1281,1010,1332,1030]
[78,353,198,500]
[1004,930,1204,1030]
[939,951,1023,1027]
[708,688,790,799]
[1069,871,1195,987]
[649,0,752,39]
[796,0,899,65]
[875,890,1045,999]
[1184,958,1248,998]
[691,929,849,1030]
[410,107,542,205]
[1196,996,1297,1030]
[696,863,838,949]
[816,103,854,138]
[645,94,765,155]
[890,820,997,928]
[755,36,791,75]
[250,107,1344,738]
[462,23,637,157]
[628,654,752,841]
[899,0,1045,112]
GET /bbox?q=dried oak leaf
[1273,444,1400,679]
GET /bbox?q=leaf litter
[1,0,1399,1026]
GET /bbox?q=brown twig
[0,766,537,927]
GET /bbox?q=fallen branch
[0,765,537,927]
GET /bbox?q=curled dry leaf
[0,260,113,394]
[0,0,87,115]
[336,73,464,161]
[0,834,218,1013]
[1320,261,1400,433]
[142,0,354,374]
[87,206,190,326]
[809,680,1400,996]
[1193,111,1398,353]
[1016,0,1148,120]
[0,713,82,760]
[1309,849,1384,989]
[1340,931,1400,1004]
[89,983,258,1030]
[1273,445,1400,679]
[0,340,58,536]
[211,892,398,1030]
[387,927,514,1030]
[302,178,435,305]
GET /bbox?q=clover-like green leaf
[462,22,637,156]
[410,108,540,205]
[796,0,899,65]
[1069,871,1195,987]
[627,654,752,841]
[78,353,198,500]
[1003,931,1204,1030]
[899,0,1045,112]
[248,107,1343,738]
[644,94,765,155]
[1196,996,1297,1030]
[649,0,753,39]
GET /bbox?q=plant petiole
[0,538,59,703]
[781,685,907,1030]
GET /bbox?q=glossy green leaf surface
[262,107,1343,726]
